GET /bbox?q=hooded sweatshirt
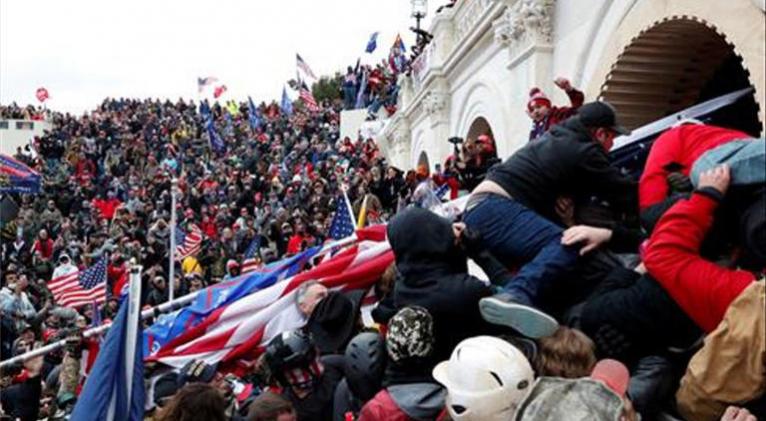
[381,208,495,363]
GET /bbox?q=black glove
[459,226,485,258]
[667,171,692,193]
[64,332,83,359]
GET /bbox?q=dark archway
[600,17,761,136]
[466,117,495,142]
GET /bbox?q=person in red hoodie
[91,190,123,220]
[286,222,312,256]
[32,229,54,261]
[644,164,765,420]
[527,77,585,141]
[638,123,750,226]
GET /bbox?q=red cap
[590,359,630,397]
[527,87,551,111]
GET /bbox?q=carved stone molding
[492,0,554,46]
[422,91,449,116]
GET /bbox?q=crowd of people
[1,69,764,421]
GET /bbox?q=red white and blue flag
[143,248,317,357]
[241,237,263,274]
[175,224,203,261]
[299,83,319,112]
[197,76,218,93]
[49,257,108,308]
[147,226,391,368]
[296,53,317,80]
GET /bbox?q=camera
[447,136,464,145]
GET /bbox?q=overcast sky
[1,0,439,114]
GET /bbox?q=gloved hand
[64,330,84,359]
[458,225,485,258]
[667,171,692,193]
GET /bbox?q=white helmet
[432,336,535,421]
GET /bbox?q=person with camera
[446,135,500,192]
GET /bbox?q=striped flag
[241,237,263,274]
[144,248,317,356]
[197,76,218,93]
[49,258,108,308]
[299,84,319,112]
[176,224,203,261]
[296,53,317,80]
[147,226,392,368]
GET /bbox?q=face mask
[283,358,324,392]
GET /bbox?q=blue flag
[355,70,368,109]
[208,124,226,154]
[365,31,379,53]
[224,111,234,136]
[143,248,317,356]
[280,87,293,116]
[248,96,262,130]
[70,286,144,420]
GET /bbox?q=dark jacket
[486,117,637,222]
[284,354,345,421]
[580,266,701,365]
[380,208,497,363]
[0,374,42,421]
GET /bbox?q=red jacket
[92,198,122,220]
[358,389,448,421]
[638,125,747,210]
[528,88,584,141]
[644,191,755,332]
[33,238,54,260]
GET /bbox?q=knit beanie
[386,306,435,363]
[527,88,552,111]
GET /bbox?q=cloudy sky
[1,0,438,113]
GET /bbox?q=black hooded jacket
[485,116,637,222]
[378,208,497,363]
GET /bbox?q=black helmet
[344,331,386,402]
[263,330,316,375]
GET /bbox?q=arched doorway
[600,17,762,136]
[465,117,499,161]
[466,117,495,142]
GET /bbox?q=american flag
[176,224,203,261]
[241,237,263,274]
[147,226,392,368]
[296,53,317,80]
[329,195,356,240]
[197,76,218,93]
[49,258,108,308]
[299,84,319,112]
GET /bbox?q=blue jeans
[463,195,578,306]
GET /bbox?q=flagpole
[0,234,365,368]
[124,262,142,405]
[168,177,178,302]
